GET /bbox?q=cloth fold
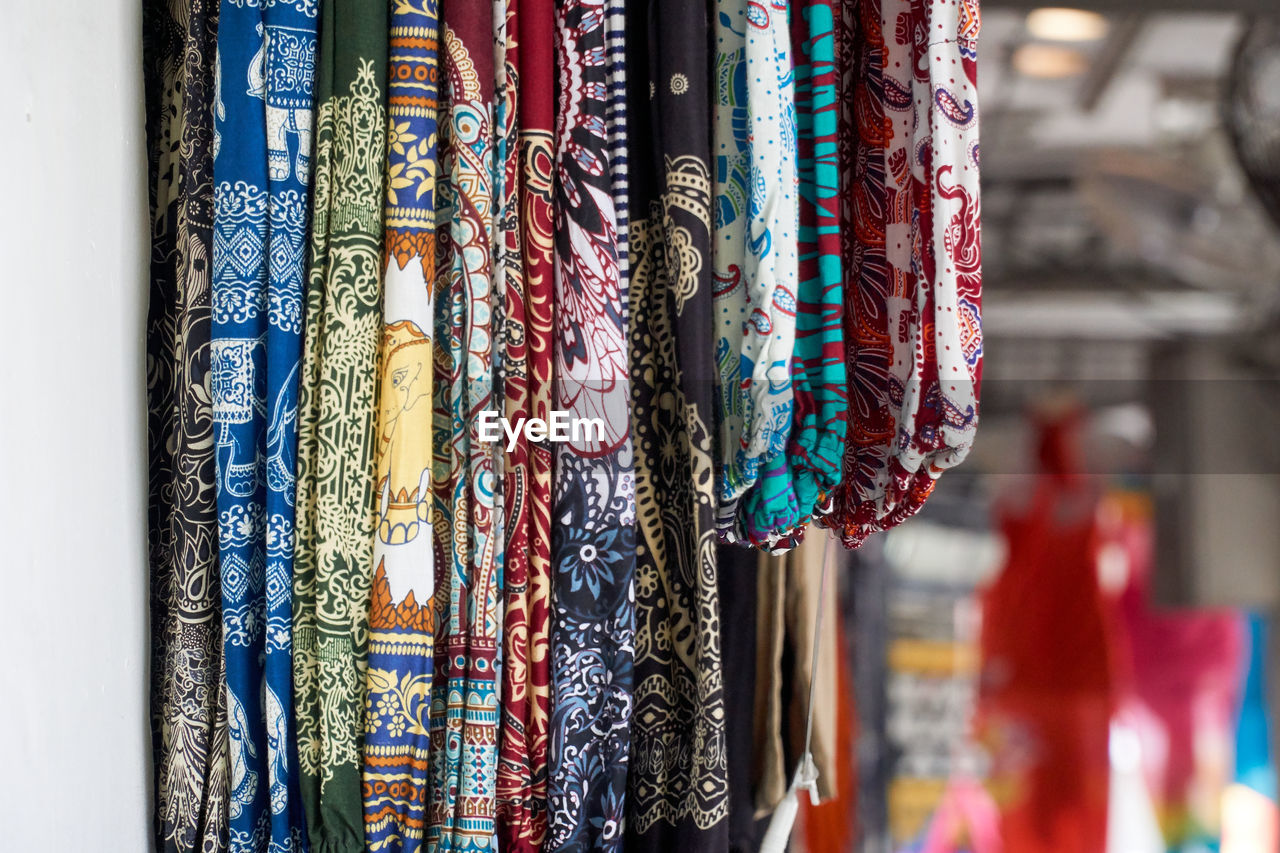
[292,0,388,848]
[144,0,230,847]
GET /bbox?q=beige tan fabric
[752,529,842,815]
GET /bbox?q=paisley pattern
[141,5,985,846]
[818,0,982,545]
[547,1,637,849]
[362,1,440,850]
[292,0,387,847]
[212,0,317,848]
[623,1,729,848]
[144,1,231,849]
[495,1,556,848]
[712,0,801,548]
[426,7,503,851]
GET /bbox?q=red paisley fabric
[496,0,557,849]
[820,0,982,546]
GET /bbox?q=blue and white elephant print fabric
[212,0,317,850]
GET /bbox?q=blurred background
[790,3,1280,851]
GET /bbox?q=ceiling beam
[1077,13,1144,111]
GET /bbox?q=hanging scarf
[144,1,230,849]
[624,0,729,849]
[713,0,801,548]
[211,1,317,848]
[426,3,503,849]
[292,0,387,848]
[546,1,636,849]
[775,0,846,551]
[495,0,557,848]
[361,1,440,850]
[821,0,982,546]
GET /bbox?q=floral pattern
[292,0,388,847]
[144,0,230,849]
[547,1,637,850]
[362,1,441,850]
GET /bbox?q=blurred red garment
[977,413,1114,853]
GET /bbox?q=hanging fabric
[753,530,842,815]
[292,0,387,848]
[546,0,637,848]
[720,543,767,853]
[360,0,440,849]
[144,0,230,848]
[212,0,317,847]
[713,0,802,548]
[427,2,504,848]
[495,0,556,849]
[758,533,834,852]
[776,0,847,552]
[820,0,982,546]
[624,0,729,849]
[137,0,991,843]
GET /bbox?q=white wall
[0,1,151,849]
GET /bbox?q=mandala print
[623,1,730,849]
[144,0,230,849]
[547,1,637,850]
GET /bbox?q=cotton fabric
[495,1,557,849]
[360,1,441,848]
[292,1,388,848]
[546,1,637,848]
[625,0,729,848]
[144,0,230,848]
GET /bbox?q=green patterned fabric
[292,1,387,850]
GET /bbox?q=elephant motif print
[211,335,267,499]
[211,0,318,847]
[376,319,432,547]
[227,689,260,820]
[249,23,317,182]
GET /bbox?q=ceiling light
[1026,7,1109,42]
[1012,43,1090,79]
